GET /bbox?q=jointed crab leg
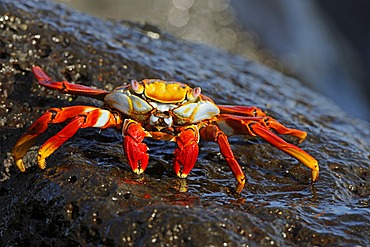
[216,114,319,182]
[218,107,307,141]
[218,105,266,117]
[200,124,246,193]
[218,114,307,143]
[32,66,109,100]
[259,117,307,143]
[250,123,319,181]
[12,106,120,171]
[37,116,85,169]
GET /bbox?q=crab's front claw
[173,127,199,178]
[123,120,150,174]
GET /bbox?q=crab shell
[104,79,220,129]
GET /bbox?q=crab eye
[192,87,201,98]
[186,86,201,102]
[131,80,144,94]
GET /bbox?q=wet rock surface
[1,0,369,246]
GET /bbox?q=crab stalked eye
[187,86,201,102]
[193,87,201,98]
[131,80,144,94]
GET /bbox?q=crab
[12,66,319,192]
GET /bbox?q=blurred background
[53,0,370,122]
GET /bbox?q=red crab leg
[32,66,109,100]
[172,126,199,178]
[122,120,150,174]
[12,106,120,171]
[262,117,307,143]
[218,114,307,143]
[218,105,266,117]
[37,116,85,169]
[216,114,319,182]
[250,123,319,182]
[218,107,306,141]
[200,124,245,193]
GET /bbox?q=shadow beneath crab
[1,0,370,246]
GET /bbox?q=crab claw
[173,127,199,178]
[123,120,150,174]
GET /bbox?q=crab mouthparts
[149,111,173,128]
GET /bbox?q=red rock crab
[12,66,319,192]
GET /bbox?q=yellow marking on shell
[134,98,144,109]
[143,80,190,103]
[183,105,193,116]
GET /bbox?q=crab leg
[12,106,120,171]
[173,126,199,178]
[200,124,245,193]
[261,117,307,143]
[218,114,307,142]
[32,66,109,100]
[218,105,266,117]
[250,123,319,182]
[216,114,319,182]
[37,116,85,169]
[122,120,150,174]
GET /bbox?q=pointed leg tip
[15,160,26,172]
[235,178,245,194]
[177,172,188,178]
[298,132,307,144]
[37,156,47,170]
[310,160,319,182]
[312,170,319,183]
[133,168,144,175]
